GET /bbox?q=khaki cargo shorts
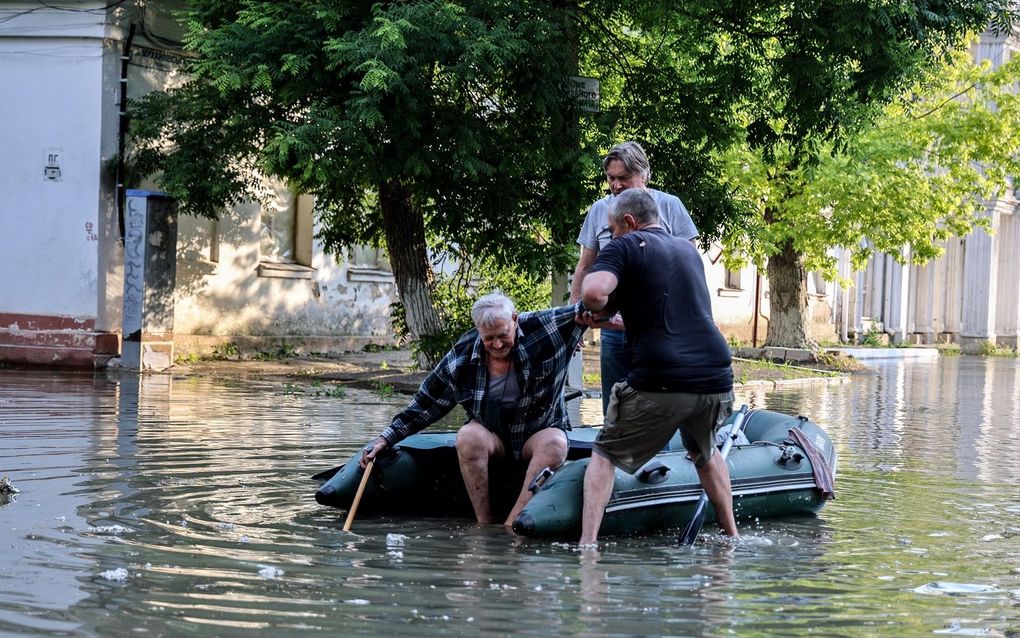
[593,382,734,474]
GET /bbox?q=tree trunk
[378,180,444,368]
[765,238,814,349]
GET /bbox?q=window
[260,183,296,263]
[255,183,314,279]
[724,268,741,290]
[347,245,393,283]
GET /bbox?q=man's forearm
[569,265,586,304]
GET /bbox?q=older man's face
[605,159,647,196]
[478,317,516,362]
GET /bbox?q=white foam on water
[932,620,995,635]
[257,565,284,579]
[88,524,133,535]
[913,582,1001,596]
[100,568,129,582]
[386,533,408,546]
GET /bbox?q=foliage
[978,341,1017,357]
[390,255,551,367]
[130,1,593,271]
[311,380,348,398]
[127,1,1019,354]
[937,343,962,357]
[856,326,888,348]
[722,46,1020,282]
[253,342,297,360]
[211,342,240,359]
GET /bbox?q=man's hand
[359,436,388,469]
[576,309,625,331]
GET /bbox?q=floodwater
[1,357,1018,637]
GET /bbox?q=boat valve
[528,467,555,494]
[776,445,805,469]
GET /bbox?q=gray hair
[602,141,651,181]
[471,291,516,329]
[610,188,659,226]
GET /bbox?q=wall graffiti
[122,198,145,338]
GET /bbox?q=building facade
[0,1,399,368]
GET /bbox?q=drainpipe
[752,270,765,347]
[839,250,849,343]
[115,23,136,241]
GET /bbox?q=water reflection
[1,356,1018,637]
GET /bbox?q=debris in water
[0,475,20,495]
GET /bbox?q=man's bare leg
[694,452,738,537]
[503,428,568,527]
[456,421,503,524]
[579,453,616,545]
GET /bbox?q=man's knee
[456,421,499,457]
[525,428,568,463]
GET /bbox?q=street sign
[564,76,600,112]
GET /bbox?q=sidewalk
[169,349,431,394]
[166,344,860,394]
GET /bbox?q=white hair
[471,291,516,329]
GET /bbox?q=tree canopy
[699,1,1020,348]
[723,44,1020,278]
[129,1,1020,356]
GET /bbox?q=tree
[130,1,593,366]
[721,43,1020,333]
[704,1,1018,348]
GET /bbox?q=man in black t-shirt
[577,188,736,546]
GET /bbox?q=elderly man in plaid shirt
[360,291,587,526]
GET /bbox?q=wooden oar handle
[342,459,374,532]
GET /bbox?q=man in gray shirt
[570,141,700,413]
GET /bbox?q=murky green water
[1,357,1018,637]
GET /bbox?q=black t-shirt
[590,227,733,393]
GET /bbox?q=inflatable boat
[314,407,836,538]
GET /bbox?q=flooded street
[1,357,1018,637]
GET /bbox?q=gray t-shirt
[576,189,699,252]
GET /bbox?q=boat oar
[678,405,749,546]
[342,459,374,532]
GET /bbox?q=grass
[310,379,347,398]
[979,342,1017,357]
[731,356,852,385]
[211,342,240,359]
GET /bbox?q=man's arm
[360,353,459,467]
[569,246,599,304]
[581,271,619,317]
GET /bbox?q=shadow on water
[1,357,1019,637]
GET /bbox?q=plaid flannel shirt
[379,302,586,460]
